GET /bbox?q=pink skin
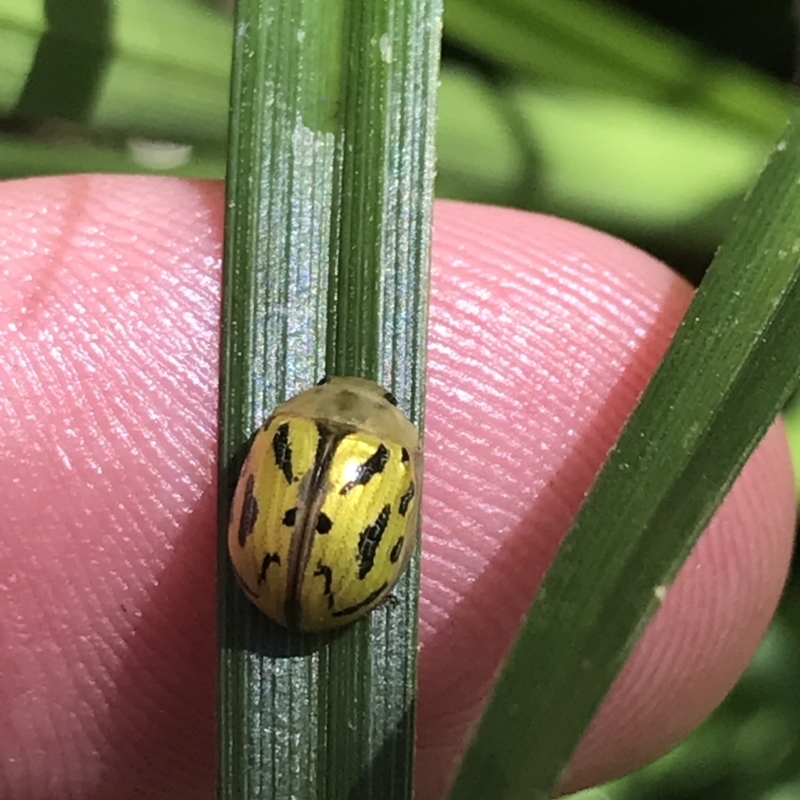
[0,175,794,800]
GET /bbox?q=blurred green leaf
[443,0,792,137]
[1,0,794,258]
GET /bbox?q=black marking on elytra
[272,422,294,484]
[340,443,390,495]
[332,581,389,618]
[237,474,259,547]
[314,562,334,608]
[316,512,332,534]
[303,423,336,507]
[357,504,391,580]
[307,423,335,501]
[282,507,297,527]
[389,536,404,564]
[383,391,398,406]
[398,481,415,517]
[258,552,281,584]
[401,447,409,463]
[314,422,332,473]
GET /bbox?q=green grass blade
[218,2,439,800]
[448,109,800,800]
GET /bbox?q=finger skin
[0,176,794,800]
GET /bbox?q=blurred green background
[2,0,799,797]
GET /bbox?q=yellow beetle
[227,376,421,631]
